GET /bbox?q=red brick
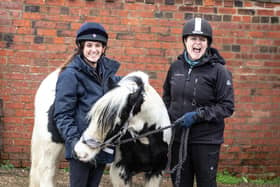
[218,7,236,14]
[125,48,146,56]
[199,7,216,13]
[267,32,280,39]
[22,12,42,20]
[36,28,57,36]
[257,9,275,16]
[204,0,214,6]
[24,0,45,5]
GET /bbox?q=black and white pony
[29,69,171,187]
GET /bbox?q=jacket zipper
[184,68,193,106]
[186,67,192,81]
[192,78,198,106]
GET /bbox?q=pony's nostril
[80,153,88,159]
[76,151,87,160]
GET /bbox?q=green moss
[217,170,280,185]
[0,160,15,170]
[250,177,280,185]
[217,171,244,184]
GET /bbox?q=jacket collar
[178,47,225,67]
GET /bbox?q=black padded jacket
[163,48,234,144]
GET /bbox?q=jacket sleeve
[163,68,172,108]
[54,70,81,146]
[197,67,235,121]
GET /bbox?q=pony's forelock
[86,88,129,138]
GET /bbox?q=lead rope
[166,128,190,187]
[103,124,177,148]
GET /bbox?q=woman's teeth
[193,47,201,53]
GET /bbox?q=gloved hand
[175,112,198,128]
[70,138,80,159]
[93,146,115,164]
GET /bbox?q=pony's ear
[129,88,144,116]
[119,86,144,126]
[127,87,142,107]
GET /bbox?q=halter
[82,120,131,150]
[82,123,188,187]
[82,123,176,149]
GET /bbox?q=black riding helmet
[76,22,108,47]
[182,17,213,46]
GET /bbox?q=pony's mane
[86,71,147,140]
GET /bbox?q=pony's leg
[39,142,63,187]
[29,134,63,187]
[110,163,132,187]
[29,139,40,187]
[143,174,162,187]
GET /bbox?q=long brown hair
[59,42,85,72]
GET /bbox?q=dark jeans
[170,143,221,187]
[69,159,106,187]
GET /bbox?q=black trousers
[170,143,221,187]
[69,159,106,187]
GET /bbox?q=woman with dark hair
[163,17,235,187]
[54,22,121,187]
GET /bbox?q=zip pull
[192,78,198,106]
[186,68,192,81]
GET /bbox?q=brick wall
[0,0,279,179]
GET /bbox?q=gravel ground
[0,168,279,187]
[0,168,172,187]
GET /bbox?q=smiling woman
[29,22,122,187]
[184,35,208,61]
[83,41,106,66]
[163,17,234,187]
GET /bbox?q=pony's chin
[74,141,98,162]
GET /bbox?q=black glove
[70,138,79,159]
[174,112,198,128]
[94,146,115,164]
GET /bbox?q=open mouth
[193,47,201,53]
